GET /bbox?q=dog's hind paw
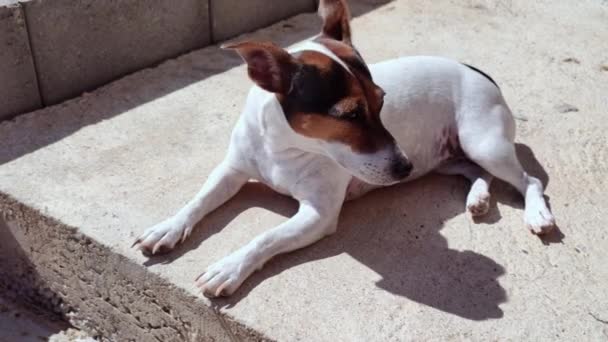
[525,207,556,235]
[132,217,193,255]
[466,191,491,217]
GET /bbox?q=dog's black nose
[391,160,413,179]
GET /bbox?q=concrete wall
[0,0,316,120]
[24,0,211,105]
[211,0,316,41]
[0,3,41,121]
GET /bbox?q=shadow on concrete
[146,143,562,321]
[0,0,393,166]
[0,297,69,342]
[0,218,69,341]
[212,176,508,321]
[142,181,299,267]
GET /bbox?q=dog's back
[370,56,508,178]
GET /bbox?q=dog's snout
[391,159,413,179]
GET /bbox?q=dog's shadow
[144,143,563,321]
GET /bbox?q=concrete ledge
[0,2,41,120]
[0,195,253,341]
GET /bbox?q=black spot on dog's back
[463,63,499,88]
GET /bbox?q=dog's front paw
[195,252,252,297]
[525,206,556,235]
[466,190,491,217]
[132,217,193,255]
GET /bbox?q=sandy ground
[1,0,607,340]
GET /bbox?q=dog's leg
[437,160,494,216]
[459,107,556,234]
[195,196,342,297]
[134,161,249,254]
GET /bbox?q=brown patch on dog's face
[278,40,392,154]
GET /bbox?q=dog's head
[225,0,412,185]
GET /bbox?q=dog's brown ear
[318,0,352,44]
[222,41,299,94]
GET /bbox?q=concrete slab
[211,0,316,41]
[1,0,608,340]
[0,2,41,120]
[23,0,210,105]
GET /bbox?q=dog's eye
[342,107,362,120]
[343,110,358,120]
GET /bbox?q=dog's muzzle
[391,159,413,180]
[389,145,413,180]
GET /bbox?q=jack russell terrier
[133,0,556,297]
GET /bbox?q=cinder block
[0,2,41,120]
[211,0,316,42]
[24,0,211,105]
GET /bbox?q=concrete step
[2,0,608,340]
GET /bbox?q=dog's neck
[247,86,323,155]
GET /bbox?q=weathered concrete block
[0,2,41,120]
[211,0,316,41]
[23,0,210,105]
[0,200,233,342]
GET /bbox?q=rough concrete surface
[23,0,210,105]
[0,2,41,120]
[0,296,94,342]
[210,0,316,41]
[1,0,608,340]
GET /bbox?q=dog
[133,0,556,297]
